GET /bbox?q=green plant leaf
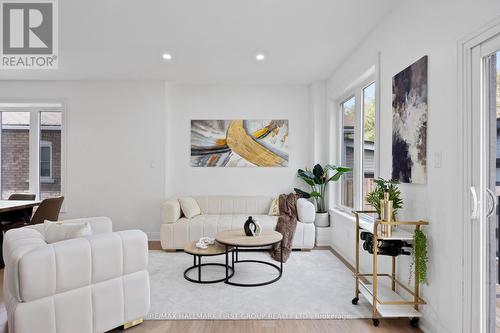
[313,164,325,184]
[293,188,311,199]
[309,191,322,198]
[298,169,315,181]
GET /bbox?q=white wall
[325,1,500,332]
[0,81,166,237]
[165,84,312,197]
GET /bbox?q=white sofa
[160,196,316,250]
[3,217,150,333]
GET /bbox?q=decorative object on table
[366,178,403,220]
[410,228,428,285]
[190,119,289,167]
[195,237,215,249]
[244,216,257,236]
[270,193,299,262]
[294,163,351,227]
[379,190,393,237]
[183,240,234,284]
[254,220,262,236]
[392,55,428,184]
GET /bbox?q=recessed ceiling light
[162,53,172,61]
[255,54,265,61]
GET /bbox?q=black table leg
[225,245,229,280]
[23,209,30,224]
[198,256,201,282]
[280,240,283,273]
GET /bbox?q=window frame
[339,95,356,211]
[0,102,66,206]
[40,140,53,181]
[332,71,379,214]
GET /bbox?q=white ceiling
[0,0,399,84]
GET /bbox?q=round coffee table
[215,229,283,287]
[183,241,234,284]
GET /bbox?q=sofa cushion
[195,196,273,215]
[161,199,181,223]
[268,196,280,216]
[179,197,201,218]
[44,221,92,244]
[188,214,278,239]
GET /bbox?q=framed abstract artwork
[190,119,289,167]
[392,56,428,184]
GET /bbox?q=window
[40,141,52,179]
[0,105,63,200]
[341,97,356,209]
[1,112,30,199]
[39,111,62,199]
[337,80,377,211]
[362,82,376,209]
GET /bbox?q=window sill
[40,178,55,184]
[329,207,376,232]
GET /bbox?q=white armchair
[3,217,150,333]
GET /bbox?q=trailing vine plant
[410,228,428,285]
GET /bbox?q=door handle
[470,186,479,219]
[486,188,497,218]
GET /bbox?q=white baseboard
[147,232,160,241]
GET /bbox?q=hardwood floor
[0,243,423,333]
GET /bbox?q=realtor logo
[1,0,58,69]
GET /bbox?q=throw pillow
[44,221,92,244]
[268,196,280,216]
[178,197,201,218]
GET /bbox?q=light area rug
[146,250,372,320]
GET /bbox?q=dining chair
[28,196,65,225]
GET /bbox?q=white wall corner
[310,80,328,165]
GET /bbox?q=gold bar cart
[352,211,428,327]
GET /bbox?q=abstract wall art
[191,119,289,167]
[392,55,428,184]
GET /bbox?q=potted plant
[365,178,403,219]
[294,164,351,227]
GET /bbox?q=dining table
[0,200,41,223]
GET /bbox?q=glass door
[470,35,500,333]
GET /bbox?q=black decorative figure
[244,216,256,236]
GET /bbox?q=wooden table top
[183,240,229,256]
[215,229,282,247]
[0,200,41,213]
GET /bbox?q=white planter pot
[315,212,330,227]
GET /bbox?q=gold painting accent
[191,119,289,167]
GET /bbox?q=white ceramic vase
[315,212,330,227]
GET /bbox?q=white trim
[40,140,53,181]
[333,66,377,213]
[457,16,500,333]
[147,231,161,241]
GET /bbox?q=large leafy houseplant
[366,178,403,219]
[294,164,351,213]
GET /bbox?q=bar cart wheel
[372,319,380,327]
[351,297,359,305]
[410,317,419,327]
